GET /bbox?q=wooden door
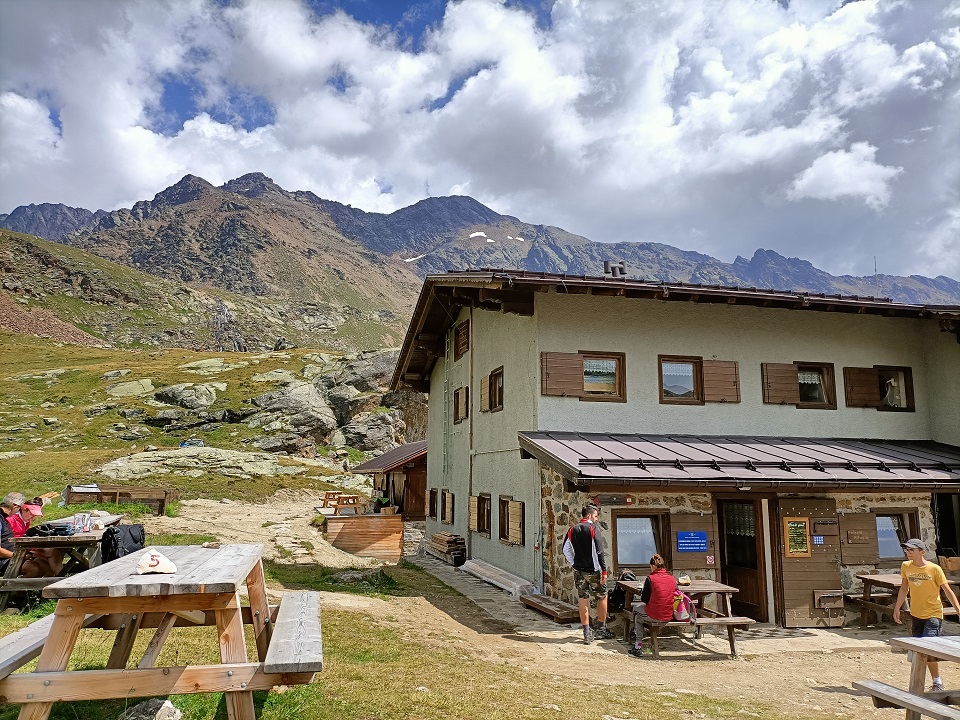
[778,497,842,628]
[718,499,768,622]
[403,465,427,520]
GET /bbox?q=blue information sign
[677,531,708,553]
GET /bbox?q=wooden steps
[425,532,466,566]
[460,559,536,598]
[520,594,580,623]
[326,514,404,562]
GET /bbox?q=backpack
[672,589,697,623]
[100,524,146,563]
[26,523,75,538]
[607,570,637,611]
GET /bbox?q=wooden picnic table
[331,494,365,515]
[617,578,739,641]
[855,635,960,720]
[0,514,122,611]
[0,543,323,720]
[855,574,960,628]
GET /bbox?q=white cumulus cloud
[787,142,903,210]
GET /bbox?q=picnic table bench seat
[853,680,960,719]
[264,591,323,674]
[637,616,757,659]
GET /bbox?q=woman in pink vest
[628,553,678,657]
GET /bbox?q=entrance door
[718,499,768,622]
[403,465,427,520]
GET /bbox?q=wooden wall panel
[671,513,718,570]
[326,514,404,562]
[839,512,880,565]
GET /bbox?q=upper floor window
[428,488,438,520]
[541,351,626,402]
[453,386,469,424]
[762,361,836,410]
[441,489,454,524]
[843,365,915,412]
[498,496,525,546]
[659,356,741,405]
[454,321,470,361]
[470,494,492,537]
[479,367,505,413]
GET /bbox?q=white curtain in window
[662,362,693,377]
[798,370,823,384]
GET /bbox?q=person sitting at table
[628,553,677,658]
[0,492,26,574]
[5,502,43,537]
[893,538,960,692]
[20,547,64,579]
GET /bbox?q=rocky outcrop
[153,382,223,409]
[96,447,310,481]
[248,382,339,435]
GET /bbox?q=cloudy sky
[1,0,958,280]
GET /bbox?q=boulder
[84,402,118,417]
[252,369,297,384]
[154,383,219,409]
[106,379,155,397]
[144,408,187,427]
[326,385,381,426]
[118,698,182,720]
[102,369,131,380]
[248,381,338,435]
[315,348,399,393]
[96,447,309,481]
[340,410,405,452]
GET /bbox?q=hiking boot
[582,625,594,645]
[628,645,644,658]
[931,682,945,692]
[594,625,616,640]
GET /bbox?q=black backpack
[607,570,638,611]
[100,524,146,563]
[26,523,75,538]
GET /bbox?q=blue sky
[1,0,958,280]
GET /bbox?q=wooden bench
[65,485,179,516]
[845,593,959,627]
[519,594,580,623]
[853,680,960,719]
[636,616,757,659]
[264,591,323,675]
[0,613,105,680]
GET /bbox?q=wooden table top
[42,543,265,599]
[858,573,960,590]
[618,578,738,594]
[890,635,960,663]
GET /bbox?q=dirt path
[143,492,917,718]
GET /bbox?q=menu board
[783,516,812,558]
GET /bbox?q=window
[479,367,505,413]
[762,361,836,409]
[612,512,666,571]
[470,494,491,536]
[658,356,740,404]
[498,496,524,545]
[429,488,438,520]
[453,386,469,424]
[454,321,470,360]
[875,510,919,560]
[878,366,915,412]
[441,489,454,524]
[540,351,626,402]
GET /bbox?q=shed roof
[392,269,960,392]
[352,440,427,474]
[518,432,960,491]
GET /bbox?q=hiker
[6,501,43,537]
[562,503,614,644]
[892,538,960,691]
[0,492,27,573]
[628,553,677,658]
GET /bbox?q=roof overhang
[351,440,428,474]
[391,269,960,392]
[518,432,960,492]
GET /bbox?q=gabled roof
[391,269,960,392]
[352,440,427,474]
[518,432,960,491]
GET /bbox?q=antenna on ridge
[874,256,879,298]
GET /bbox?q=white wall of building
[921,324,960,446]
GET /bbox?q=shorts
[911,616,942,638]
[574,570,606,606]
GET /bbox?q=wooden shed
[352,441,427,520]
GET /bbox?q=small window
[429,489,438,520]
[454,321,470,361]
[489,367,504,412]
[659,356,703,404]
[441,489,454,524]
[875,510,919,559]
[453,387,469,424]
[540,351,625,402]
[877,366,915,412]
[498,496,524,545]
[612,512,666,571]
[762,361,836,409]
[470,494,491,536]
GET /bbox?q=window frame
[498,495,525,546]
[876,365,915,413]
[873,507,920,565]
[579,350,627,403]
[610,509,669,574]
[794,361,837,410]
[428,488,438,520]
[475,493,491,537]
[453,321,470,361]
[658,355,704,405]
[440,488,454,525]
[453,386,469,424]
[489,367,504,412]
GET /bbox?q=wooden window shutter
[454,321,469,360]
[541,352,585,397]
[468,496,479,532]
[843,367,881,408]
[479,374,490,412]
[761,363,800,404]
[508,500,524,545]
[445,491,455,524]
[839,512,879,565]
[702,360,740,403]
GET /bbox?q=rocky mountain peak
[221,173,286,198]
[151,174,216,207]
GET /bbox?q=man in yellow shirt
[893,538,960,692]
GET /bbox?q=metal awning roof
[517,432,960,491]
[352,440,427,474]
